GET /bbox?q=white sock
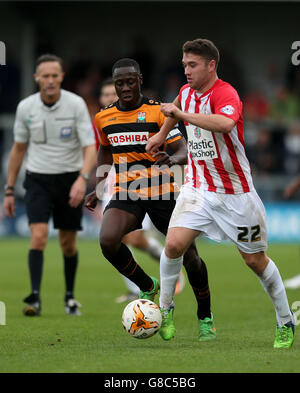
[159,249,183,310]
[257,259,292,326]
[146,237,164,261]
[123,275,140,295]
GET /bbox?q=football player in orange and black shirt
[85,58,212,328]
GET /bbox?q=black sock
[193,259,211,320]
[28,249,43,297]
[102,242,153,292]
[64,252,78,297]
[184,254,211,320]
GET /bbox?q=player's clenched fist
[85,190,98,211]
[146,132,165,155]
[160,103,181,118]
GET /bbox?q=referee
[3,54,96,316]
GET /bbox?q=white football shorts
[169,185,268,254]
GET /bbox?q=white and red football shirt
[179,79,253,194]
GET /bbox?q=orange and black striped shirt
[94,97,182,200]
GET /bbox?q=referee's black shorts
[23,170,83,230]
[104,197,177,236]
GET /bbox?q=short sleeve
[75,98,96,147]
[94,113,110,147]
[166,127,183,145]
[13,102,29,143]
[158,108,166,128]
[211,84,241,124]
[178,84,190,107]
[92,120,100,151]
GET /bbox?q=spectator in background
[161,72,184,102]
[246,125,283,176]
[159,51,186,101]
[64,46,94,91]
[129,36,155,89]
[283,121,300,176]
[75,64,102,120]
[255,60,283,101]
[283,169,300,289]
[270,86,300,123]
[243,88,270,123]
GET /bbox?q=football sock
[28,249,43,296]
[122,276,140,295]
[159,249,183,310]
[64,252,78,296]
[257,259,293,326]
[123,248,140,294]
[185,257,211,320]
[146,237,164,261]
[103,242,153,292]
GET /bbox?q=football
[122,299,162,339]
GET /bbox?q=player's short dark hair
[182,38,220,70]
[36,54,64,71]
[112,58,141,75]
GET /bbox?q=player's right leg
[100,206,158,299]
[23,222,48,316]
[239,250,295,349]
[23,171,53,316]
[215,189,295,348]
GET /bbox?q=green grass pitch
[0,237,299,373]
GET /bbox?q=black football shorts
[23,170,83,230]
[104,197,177,235]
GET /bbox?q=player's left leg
[23,171,53,316]
[54,172,84,315]
[100,206,158,298]
[58,229,82,315]
[116,228,165,303]
[222,190,295,348]
[23,222,48,316]
[239,250,295,348]
[183,242,216,341]
[159,226,200,340]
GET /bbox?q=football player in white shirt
[147,38,295,348]
[3,54,96,317]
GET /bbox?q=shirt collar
[39,91,62,111]
[193,78,222,102]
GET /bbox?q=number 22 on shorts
[237,225,261,243]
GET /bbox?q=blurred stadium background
[1,1,300,242]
